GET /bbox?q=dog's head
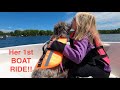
[53,22,71,38]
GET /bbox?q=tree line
[0,28,120,36]
[0,29,53,36]
[98,28,120,34]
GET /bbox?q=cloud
[65,12,120,30]
[65,17,73,23]
[0,29,13,32]
[66,12,75,15]
[65,12,76,24]
[93,12,120,30]
[97,22,120,30]
[17,28,24,30]
[8,27,12,29]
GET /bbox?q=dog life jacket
[35,37,67,69]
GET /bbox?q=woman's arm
[50,38,89,64]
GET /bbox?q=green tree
[0,31,4,35]
[10,31,14,36]
[14,30,22,36]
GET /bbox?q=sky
[0,12,120,32]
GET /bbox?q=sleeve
[63,38,89,64]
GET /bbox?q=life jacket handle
[93,54,107,60]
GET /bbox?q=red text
[11,58,31,63]
[10,66,32,72]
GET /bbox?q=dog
[31,22,71,78]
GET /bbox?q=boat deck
[0,42,119,78]
[105,42,120,77]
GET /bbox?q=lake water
[0,34,120,48]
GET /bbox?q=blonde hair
[73,12,102,45]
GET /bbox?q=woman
[48,12,111,78]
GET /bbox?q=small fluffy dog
[31,22,71,78]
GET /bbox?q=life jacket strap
[60,63,64,73]
[38,54,46,67]
[95,46,103,50]
[93,54,107,59]
[37,42,49,67]
[42,41,49,54]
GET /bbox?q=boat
[0,35,6,40]
[0,42,119,78]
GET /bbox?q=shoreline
[1,41,120,49]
